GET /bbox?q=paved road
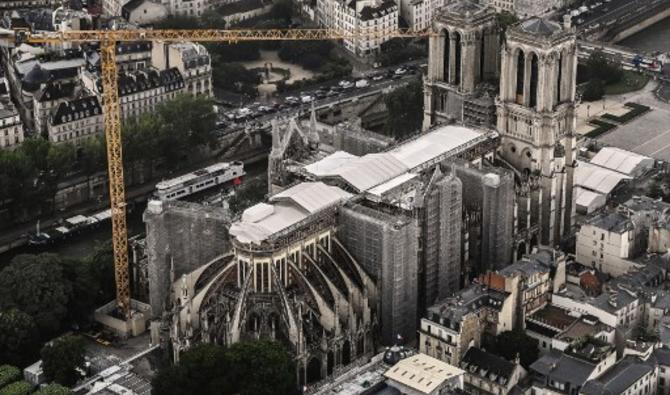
[597,82,670,161]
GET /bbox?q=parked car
[355,79,369,88]
[301,95,314,103]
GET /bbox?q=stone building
[0,98,24,149]
[47,96,103,146]
[0,0,56,11]
[339,202,419,345]
[451,162,515,276]
[419,284,514,365]
[496,16,578,247]
[167,182,378,386]
[416,166,463,307]
[144,199,231,318]
[317,0,399,57]
[423,1,500,128]
[151,42,213,97]
[83,67,185,121]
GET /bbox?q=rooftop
[590,147,653,176]
[518,17,562,36]
[229,182,352,245]
[575,161,631,195]
[304,124,488,192]
[460,347,516,386]
[384,353,464,395]
[587,212,633,234]
[581,356,653,395]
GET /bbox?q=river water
[619,17,670,53]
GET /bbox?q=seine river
[620,17,670,53]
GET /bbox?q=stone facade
[496,17,578,246]
[423,1,499,127]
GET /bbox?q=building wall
[151,42,213,97]
[126,1,169,25]
[338,204,419,344]
[453,164,514,274]
[47,113,103,146]
[422,170,462,305]
[144,200,230,318]
[0,112,24,149]
[575,222,638,276]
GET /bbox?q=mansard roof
[461,347,516,386]
[51,96,101,126]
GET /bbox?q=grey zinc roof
[530,350,597,389]
[518,17,562,36]
[580,357,653,395]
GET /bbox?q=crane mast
[14,27,432,319]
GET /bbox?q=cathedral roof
[518,17,562,36]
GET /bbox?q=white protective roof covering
[367,172,418,197]
[575,186,607,213]
[230,182,351,244]
[388,124,483,169]
[590,147,653,176]
[575,161,631,195]
[303,124,484,192]
[384,353,464,395]
[303,151,357,177]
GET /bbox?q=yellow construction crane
[2,27,430,318]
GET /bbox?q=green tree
[40,335,86,387]
[268,0,293,23]
[153,15,202,29]
[152,344,233,395]
[585,50,623,85]
[0,309,40,367]
[0,254,72,336]
[228,178,267,214]
[226,340,295,395]
[582,78,605,102]
[0,381,32,395]
[484,330,538,368]
[152,341,295,395]
[78,137,106,176]
[496,11,519,33]
[33,384,72,395]
[212,63,260,95]
[0,366,21,389]
[383,78,424,138]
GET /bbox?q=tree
[152,344,233,395]
[152,341,295,395]
[0,309,40,367]
[383,78,424,138]
[0,366,21,389]
[33,384,72,395]
[484,330,538,368]
[582,78,605,102]
[268,0,293,23]
[0,381,32,395]
[585,50,623,85]
[496,11,519,33]
[228,178,267,214]
[0,254,72,336]
[40,335,85,387]
[226,340,295,395]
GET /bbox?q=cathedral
[423,3,577,248]
[158,1,579,388]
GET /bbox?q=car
[338,80,351,87]
[301,95,314,103]
[371,74,384,81]
[315,90,327,99]
[395,67,407,75]
[355,79,369,88]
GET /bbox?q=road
[0,66,419,259]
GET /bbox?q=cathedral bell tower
[496,16,577,246]
[423,1,499,129]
